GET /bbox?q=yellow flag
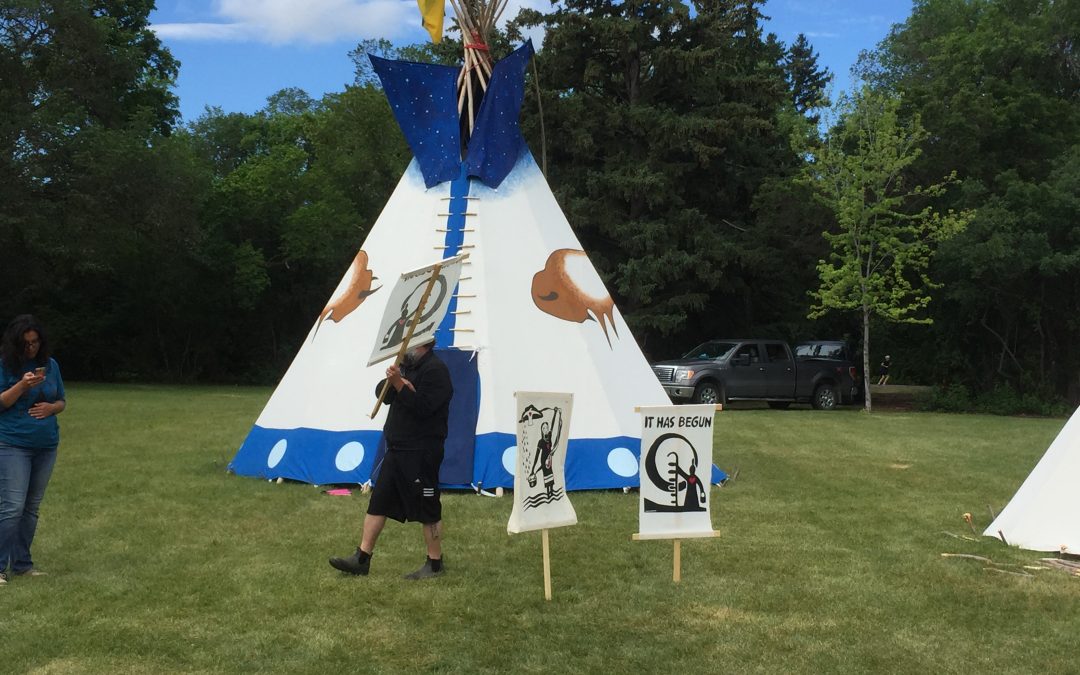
[417,0,444,43]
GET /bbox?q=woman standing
[0,315,66,584]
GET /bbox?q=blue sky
[149,0,915,124]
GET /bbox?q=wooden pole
[465,60,476,135]
[369,264,443,418]
[531,57,547,176]
[447,0,475,36]
[673,540,681,583]
[491,0,509,31]
[542,528,552,601]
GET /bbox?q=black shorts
[367,447,443,523]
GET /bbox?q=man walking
[330,337,453,579]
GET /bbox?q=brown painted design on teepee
[314,250,380,338]
[531,249,618,346]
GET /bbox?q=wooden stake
[369,264,443,418]
[673,539,681,583]
[542,528,552,601]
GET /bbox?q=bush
[972,385,1069,417]
[916,384,971,412]
[917,383,1069,416]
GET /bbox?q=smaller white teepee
[984,407,1080,553]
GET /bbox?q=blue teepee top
[370,41,535,190]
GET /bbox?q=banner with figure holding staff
[508,391,576,600]
[508,392,577,533]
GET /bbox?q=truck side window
[765,343,790,362]
[736,344,760,364]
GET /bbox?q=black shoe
[329,547,371,576]
[403,556,444,580]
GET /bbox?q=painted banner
[508,392,577,533]
[637,404,717,539]
[367,253,466,366]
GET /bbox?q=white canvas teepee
[228,36,714,490]
[984,407,1080,553]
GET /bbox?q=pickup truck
[650,339,860,410]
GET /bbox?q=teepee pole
[467,75,477,134]
[447,0,475,36]
[448,0,499,136]
[490,0,509,31]
[370,263,443,418]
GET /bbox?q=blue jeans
[0,443,58,574]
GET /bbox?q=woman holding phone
[0,315,66,584]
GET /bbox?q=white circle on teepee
[267,439,287,469]
[607,447,637,477]
[335,442,365,471]
[501,446,517,475]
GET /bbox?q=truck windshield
[682,341,738,360]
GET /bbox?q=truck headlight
[676,368,694,381]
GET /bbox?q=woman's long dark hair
[1,314,50,369]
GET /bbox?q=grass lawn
[3,384,1078,673]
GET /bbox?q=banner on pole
[367,254,466,366]
[636,404,717,539]
[508,392,577,534]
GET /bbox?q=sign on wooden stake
[632,404,721,581]
[508,391,577,600]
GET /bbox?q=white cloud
[152,0,551,46]
[151,21,250,41]
[152,0,420,44]
[217,0,416,43]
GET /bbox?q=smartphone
[34,367,46,376]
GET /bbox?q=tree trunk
[863,304,872,413]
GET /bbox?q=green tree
[857,0,1080,401]
[515,0,804,355]
[806,87,970,411]
[186,85,408,380]
[0,0,193,378]
[784,33,831,124]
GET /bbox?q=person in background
[0,315,66,585]
[877,355,892,386]
[329,337,453,580]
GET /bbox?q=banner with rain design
[508,392,577,533]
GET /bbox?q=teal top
[0,357,65,448]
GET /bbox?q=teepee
[228,0,722,490]
[984,407,1080,553]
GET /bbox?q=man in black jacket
[329,338,453,579]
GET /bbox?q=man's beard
[402,346,424,367]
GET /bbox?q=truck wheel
[812,383,837,410]
[767,401,791,410]
[692,382,721,405]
